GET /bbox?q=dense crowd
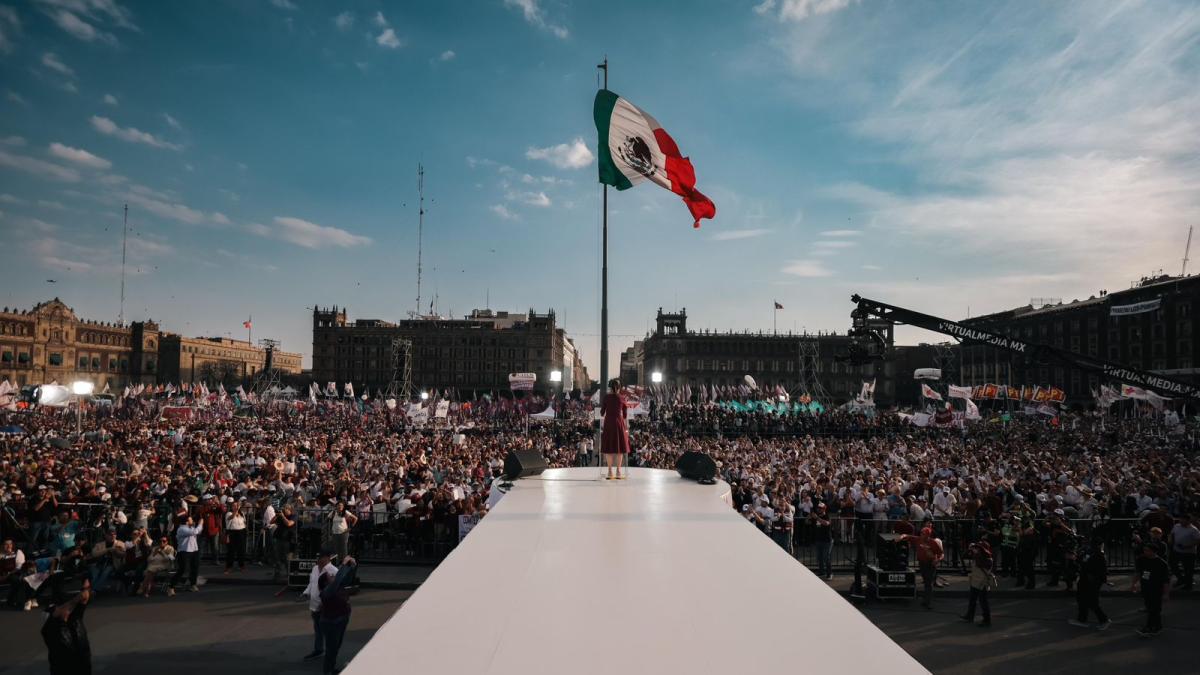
[1,396,1197,631]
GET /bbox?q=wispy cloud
[102,93,118,106]
[781,259,832,277]
[90,115,182,150]
[820,229,861,237]
[711,228,771,241]
[0,148,79,181]
[525,137,594,169]
[503,0,568,39]
[438,50,456,61]
[269,0,297,10]
[507,190,551,208]
[48,142,111,170]
[49,7,117,44]
[372,12,402,48]
[163,113,182,130]
[333,11,353,31]
[0,6,19,54]
[267,216,372,249]
[755,0,858,22]
[1,135,25,146]
[41,51,74,77]
[124,191,209,225]
[490,204,518,221]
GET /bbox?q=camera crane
[843,294,1200,401]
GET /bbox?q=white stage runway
[344,467,929,674]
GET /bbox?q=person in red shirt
[901,526,944,609]
[600,379,630,480]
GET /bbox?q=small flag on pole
[774,301,784,310]
[243,320,252,329]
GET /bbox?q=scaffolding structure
[932,343,959,389]
[383,337,413,401]
[251,338,282,399]
[797,338,832,403]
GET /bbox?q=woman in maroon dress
[600,378,630,480]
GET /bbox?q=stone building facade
[158,335,302,386]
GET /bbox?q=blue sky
[1,0,1198,376]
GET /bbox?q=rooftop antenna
[1182,225,1193,276]
[415,163,425,317]
[118,203,128,325]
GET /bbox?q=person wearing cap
[1131,541,1170,637]
[961,540,996,627]
[40,578,92,675]
[900,526,944,609]
[302,548,338,662]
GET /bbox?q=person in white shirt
[302,548,338,662]
[224,500,248,574]
[171,516,203,593]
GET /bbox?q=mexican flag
[593,89,716,228]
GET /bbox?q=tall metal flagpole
[599,58,609,394]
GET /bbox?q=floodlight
[420,391,429,400]
[550,370,562,382]
[651,372,663,384]
[71,381,94,396]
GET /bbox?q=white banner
[914,368,942,381]
[921,383,943,401]
[1109,298,1160,317]
[458,513,482,543]
[508,372,537,391]
[435,400,450,419]
[948,384,973,399]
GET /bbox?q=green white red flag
[593,89,716,228]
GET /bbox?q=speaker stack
[503,449,548,480]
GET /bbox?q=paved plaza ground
[0,573,1193,674]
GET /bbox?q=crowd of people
[0,391,1197,642]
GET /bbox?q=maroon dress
[600,392,630,455]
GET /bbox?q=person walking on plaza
[1132,541,1170,637]
[317,555,358,675]
[600,379,630,480]
[1069,536,1111,630]
[961,541,996,627]
[171,515,202,593]
[1169,513,1198,591]
[302,548,338,662]
[901,526,944,609]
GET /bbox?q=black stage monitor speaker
[503,449,548,480]
[876,533,910,572]
[676,451,717,483]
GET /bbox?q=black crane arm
[849,294,1200,400]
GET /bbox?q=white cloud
[781,259,832,277]
[7,90,27,105]
[0,193,22,203]
[1,135,25,146]
[125,190,207,224]
[525,137,594,169]
[862,264,881,271]
[439,49,455,61]
[759,0,858,22]
[163,112,182,130]
[90,115,182,150]
[245,222,271,237]
[50,9,116,44]
[490,204,518,221]
[376,27,402,48]
[812,239,856,249]
[711,228,772,241]
[102,93,118,105]
[819,229,860,237]
[34,0,138,31]
[372,11,387,27]
[269,0,297,9]
[0,6,19,54]
[0,148,80,181]
[507,191,551,207]
[41,52,74,77]
[333,11,353,31]
[267,216,372,249]
[48,141,111,169]
[503,0,568,39]
[210,211,230,225]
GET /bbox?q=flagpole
[773,302,777,336]
[599,58,609,394]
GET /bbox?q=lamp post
[71,380,93,435]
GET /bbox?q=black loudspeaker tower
[503,449,548,480]
[876,533,909,571]
[676,451,717,484]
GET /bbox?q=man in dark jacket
[1069,536,1110,629]
[318,555,358,675]
[1132,542,1170,637]
[41,578,92,675]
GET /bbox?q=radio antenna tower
[118,203,128,325]
[1182,225,1193,276]
[415,163,425,317]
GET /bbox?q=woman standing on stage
[601,378,630,480]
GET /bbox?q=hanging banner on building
[508,372,537,391]
[948,385,973,399]
[914,368,942,381]
[1109,298,1160,316]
